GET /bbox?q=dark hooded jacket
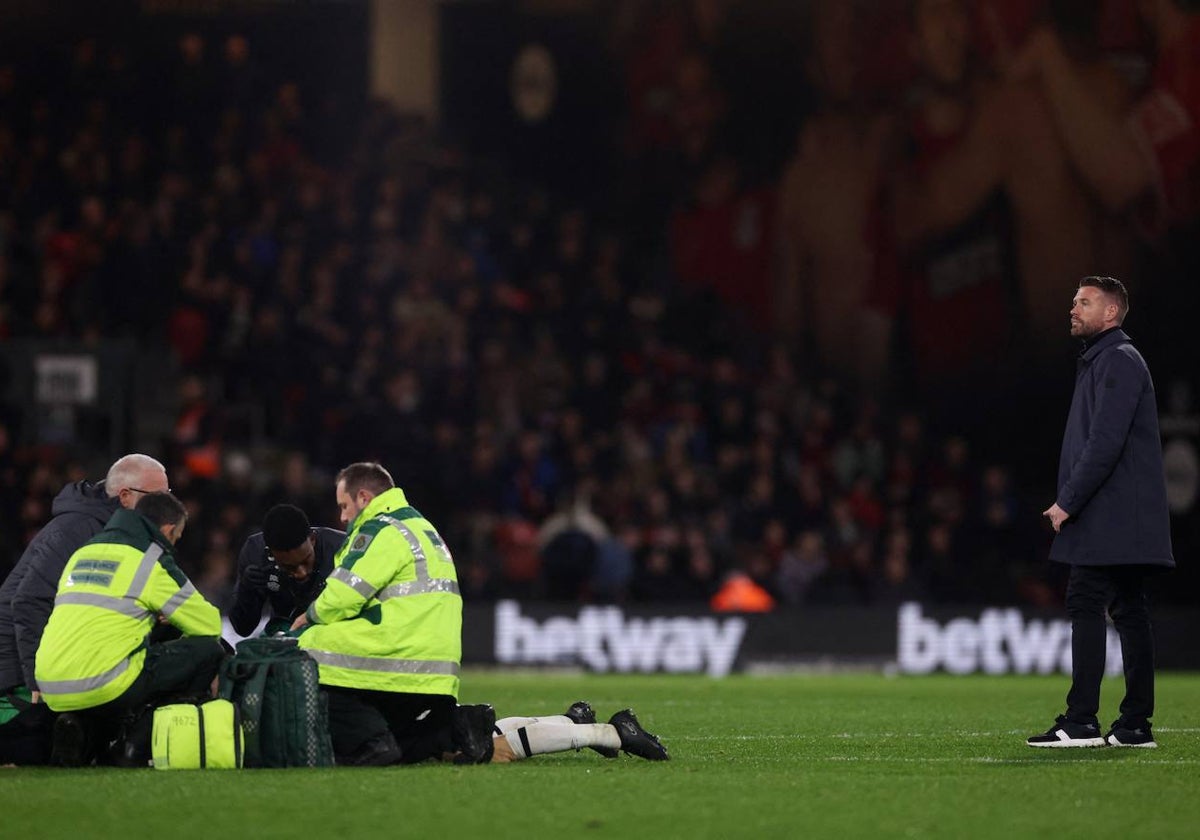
[0,481,120,690]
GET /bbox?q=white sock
[494,715,574,736]
[505,723,621,760]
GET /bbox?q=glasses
[125,487,170,495]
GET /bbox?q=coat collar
[350,486,410,532]
[103,507,177,555]
[1080,327,1130,363]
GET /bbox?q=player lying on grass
[351,698,670,766]
[488,700,669,763]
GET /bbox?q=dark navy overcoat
[1050,328,1174,568]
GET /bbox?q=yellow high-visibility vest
[36,510,220,711]
[299,487,462,698]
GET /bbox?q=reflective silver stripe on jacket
[377,579,460,601]
[125,543,164,601]
[37,657,131,695]
[330,566,379,600]
[375,516,460,600]
[377,516,429,582]
[304,649,459,676]
[53,591,152,621]
[159,582,196,618]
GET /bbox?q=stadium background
[0,0,1196,675]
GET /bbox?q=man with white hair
[0,453,168,762]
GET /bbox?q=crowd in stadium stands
[3,0,1196,612]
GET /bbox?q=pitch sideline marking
[675,727,1200,741]
[826,756,1200,765]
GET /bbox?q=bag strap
[197,702,207,769]
[4,690,31,712]
[228,658,270,765]
[234,637,300,661]
[231,700,243,769]
[217,661,233,701]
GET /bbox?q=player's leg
[1105,565,1157,747]
[493,721,621,762]
[492,704,668,762]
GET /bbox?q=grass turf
[3,671,1197,839]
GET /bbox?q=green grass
[3,671,1198,839]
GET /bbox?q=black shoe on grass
[452,703,496,764]
[51,712,92,767]
[1026,715,1106,748]
[565,700,596,725]
[1105,725,1157,748]
[565,701,618,758]
[338,731,403,767]
[609,708,669,761]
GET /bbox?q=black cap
[262,504,311,551]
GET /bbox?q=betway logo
[897,603,1123,675]
[495,601,746,677]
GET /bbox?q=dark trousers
[324,686,455,764]
[0,691,54,765]
[1065,564,1156,728]
[78,636,226,759]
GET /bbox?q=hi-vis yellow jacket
[35,509,220,711]
[298,487,461,698]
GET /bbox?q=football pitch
[3,671,1198,839]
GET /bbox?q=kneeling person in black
[230,505,343,637]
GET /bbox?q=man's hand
[1043,503,1071,533]
[290,613,309,632]
[241,562,272,593]
[30,690,40,704]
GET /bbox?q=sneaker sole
[1106,736,1157,748]
[1026,737,1107,748]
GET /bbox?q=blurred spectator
[873,525,927,605]
[631,546,685,602]
[175,32,216,135]
[502,428,561,522]
[832,402,885,489]
[922,520,970,602]
[220,34,262,117]
[891,0,1132,373]
[593,524,638,603]
[1010,0,1200,370]
[775,529,828,605]
[866,0,1015,402]
[537,491,609,601]
[173,374,222,481]
[775,0,889,379]
[711,567,775,612]
[258,450,329,526]
[667,55,775,327]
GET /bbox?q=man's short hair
[134,491,188,529]
[262,504,312,551]
[106,453,167,497]
[1080,276,1130,322]
[336,462,395,497]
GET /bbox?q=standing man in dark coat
[228,504,343,637]
[1027,277,1174,749]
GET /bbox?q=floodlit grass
[3,671,1198,839]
